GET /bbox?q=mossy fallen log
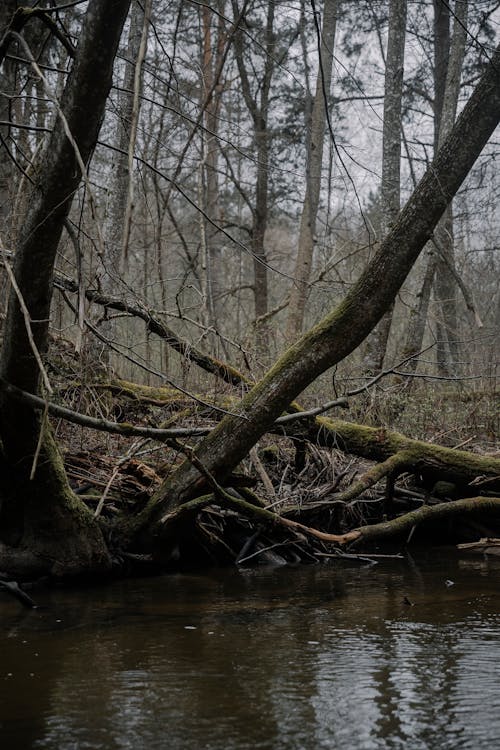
[295,417,500,494]
[329,496,500,546]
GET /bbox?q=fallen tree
[127,39,500,558]
[4,376,497,501]
[326,497,500,547]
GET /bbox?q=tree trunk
[133,41,500,553]
[232,0,275,362]
[0,0,131,576]
[285,0,338,342]
[200,1,226,338]
[86,0,148,370]
[402,0,467,374]
[0,1,17,240]
[434,0,468,375]
[0,2,16,329]
[362,0,406,374]
[0,2,46,327]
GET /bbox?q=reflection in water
[1,552,500,749]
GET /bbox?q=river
[1,550,500,749]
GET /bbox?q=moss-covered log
[298,417,500,492]
[330,496,500,546]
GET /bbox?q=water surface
[1,551,500,749]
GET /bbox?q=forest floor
[48,348,500,569]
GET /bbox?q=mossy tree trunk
[0,0,131,577]
[134,40,500,556]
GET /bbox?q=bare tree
[362,0,407,374]
[0,1,17,240]
[232,0,276,359]
[285,0,339,342]
[433,0,468,374]
[199,1,228,336]
[86,0,150,369]
[402,0,468,371]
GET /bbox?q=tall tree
[402,0,468,371]
[0,1,17,327]
[362,0,407,374]
[285,0,339,343]
[433,0,468,374]
[0,1,17,240]
[199,0,227,338]
[0,2,53,326]
[0,0,131,576]
[232,0,276,359]
[86,0,150,368]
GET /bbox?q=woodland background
[0,0,499,576]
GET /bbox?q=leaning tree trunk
[132,40,500,555]
[285,0,338,343]
[0,0,131,577]
[362,0,406,374]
